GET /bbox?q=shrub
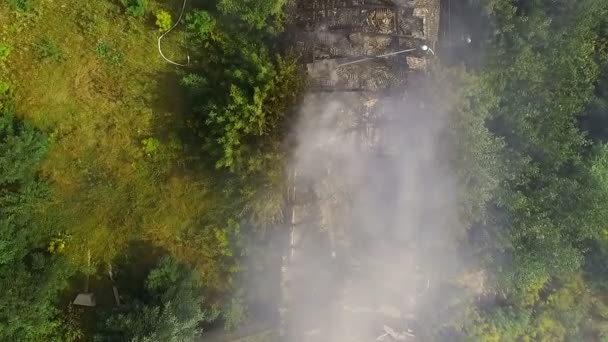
[35,38,64,63]
[155,10,173,32]
[7,0,30,11]
[223,290,248,331]
[0,43,10,63]
[95,41,122,65]
[217,0,287,31]
[120,0,147,17]
[142,137,161,155]
[0,81,8,113]
[0,81,8,95]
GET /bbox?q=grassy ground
[0,0,222,274]
[0,1,290,339]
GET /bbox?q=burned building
[281,0,441,341]
[294,0,438,92]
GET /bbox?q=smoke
[282,86,474,341]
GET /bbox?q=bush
[223,290,248,331]
[217,0,287,31]
[0,43,10,63]
[7,0,30,11]
[95,41,122,65]
[120,0,147,17]
[0,81,8,96]
[35,38,64,63]
[155,10,173,32]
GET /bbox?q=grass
[0,0,199,268]
[0,0,294,337]
[0,0,283,334]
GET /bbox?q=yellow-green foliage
[155,10,173,32]
[0,42,10,63]
[48,238,66,254]
[464,274,592,341]
[142,137,161,155]
[526,275,590,341]
[515,274,551,308]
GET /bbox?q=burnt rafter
[296,31,427,64]
[298,7,399,34]
[298,0,416,12]
[296,0,431,93]
[297,3,426,38]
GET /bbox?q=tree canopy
[0,89,76,340]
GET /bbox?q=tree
[0,93,76,340]
[468,0,608,296]
[440,0,608,339]
[183,6,304,228]
[95,257,217,342]
[217,0,287,31]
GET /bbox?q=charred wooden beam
[298,0,403,12]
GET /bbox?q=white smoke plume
[281,85,476,341]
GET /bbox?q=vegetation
[155,9,173,32]
[217,0,287,31]
[95,41,122,65]
[7,0,29,12]
[120,0,147,17]
[0,0,295,339]
[0,42,10,63]
[422,0,608,340]
[0,87,77,340]
[94,256,217,341]
[35,38,64,63]
[181,3,304,229]
[2,0,608,340]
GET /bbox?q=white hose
[158,0,190,66]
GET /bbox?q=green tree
[183,6,304,229]
[0,95,75,340]
[442,0,608,339]
[472,0,608,297]
[95,257,217,342]
[217,0,287,31]
[120,0,147,17]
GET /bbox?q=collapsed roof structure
[281,0,441,341]
[296,0,438,92]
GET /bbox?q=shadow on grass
[111,240,169,301]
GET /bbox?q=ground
[0,0,204,265]
[1,0,244,294]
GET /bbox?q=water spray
[421,44,435,55]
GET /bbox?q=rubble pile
[294,0,437,91]
[281,1,440,341]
